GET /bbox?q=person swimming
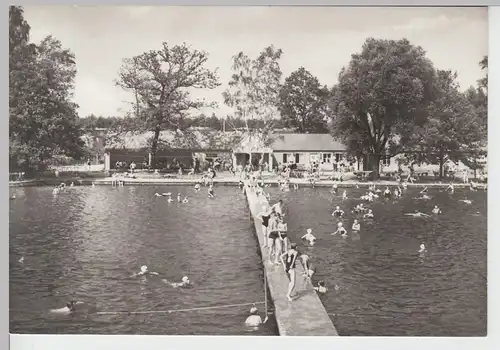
[52,186,60,195]
[19,256,24,263]
[363,209,374,219]
[50,300,83,314]
[167,195,174,203]
[155,193,162,197]
[300,254,315,279]
[331,183,338,194]
[271,200,284,217]
[418,243,427,254]
[352,220,361,232]
[332,206,344,217]
[162,276,191,288]
[208,185,215,198]
[314,280,328,294]
[432,205,442,214]
[238,181,244,189]
[446,183,455,193]
[415,194,431,200]
[10,194,16,200]
[244,304,267,326]
[342,190,347,200]
[383,187,391,197]
[331,222,347,236]
[301,228,316,245]
[459,199,472,204]
[293,183,299,191]
[420,186,428,194]
[405,211,430,218]
[194,183,201,191]
[177,193,182,202]
[91,182,96,188]
[354,203,366,213]
[132,265,159,277]
[182,197,189,203]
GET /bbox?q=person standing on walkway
[281,243,299,301]
[267,213,280,265]
[257,207,273,248]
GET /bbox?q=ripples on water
[9,186,278,335]
[267,186,487,336]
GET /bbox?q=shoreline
[9,176,484,189]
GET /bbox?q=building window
[382,155,391,166]
[335,153,342,162]
[283,153,287,163]
[295,153,300,163]
[323,153,332,163]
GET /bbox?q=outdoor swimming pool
[267,186,487,336]
[9,185,278,335]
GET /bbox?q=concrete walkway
[244,182,339,336]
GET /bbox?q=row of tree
[9,5,487,177]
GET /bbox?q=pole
[264,267,268,319]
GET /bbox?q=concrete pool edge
[9,177,483,189]
[243,182,339,337]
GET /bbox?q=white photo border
[3,1,498,350]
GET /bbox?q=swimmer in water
[70,182,74,187]
[459,199,472,204]
[331,222,347,236]
[352,219,361,232]
[418,244,427,254]
[271,200,284,217]
[91,182,95,188]
[238,181,244,190]
[177,193,181,202]
[245,304,267,326]
[363,209,374,219]
[415,194,431,200]
[182,197,189,203]
[300,254,315,279]
[167,195,174,203]
[332,206,344,217]
[301,228,316,245]
[314,280,328,294]
[162,276,191,288]
[132,265,159,277]
[432,205,442,215]
[208,184,215,198]
[383,187,391,197]
[331,183,338,194]
[50,300,84,314]
[353,203,366,213]
[402,181,408,190]
[293,183,299,191]
[404,211,430,218]
[446,183,455,193]
[194,183,201,191]
[342,190,347,200]
[52,186,60,195]
[420,186,428,194]
[19,256,24,263]
[154,193,162,197]
[10,194,16,200]
[469,182,478,191]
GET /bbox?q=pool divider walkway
[243,181,339,336]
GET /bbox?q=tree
[223,46,283,140]
[329,38,437,177]
[115,42,220,168]
[405,70,482,178]
[278,67,330,133]
[9,6,85,175]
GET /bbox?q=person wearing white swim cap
[132,265,159,277]
[245,304,267,327]
[162,276,191,288]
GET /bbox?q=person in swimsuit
[342,190,347,200]
[271,200,284,217]
[280,243,299,301]
[50,300,84,314]
[194,183,201,191]
[245,304,266,327]
[162,276,191,288]
[383,187,391,197]
[432,205,442,214]
[352,219,361,232]
[363,209,374,219]
[332,222,347,236]
[331,183,338,194]
[405,211,430,218]
[300,254,315,279]
[267,213,280,264]
[332,206,344,217]
[314,280,328,294]
[208,184,215,198]
[301,228,316,245]
[257,208,273,248]
[131,265,159,277]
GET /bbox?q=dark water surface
[268,186,487,336]
[9,185,278,335]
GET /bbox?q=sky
[23,6,488,119]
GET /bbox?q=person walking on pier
[257,208,273,248]
[281,243,299,302]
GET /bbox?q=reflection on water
[268,186,487,336]
[9,185,278,335]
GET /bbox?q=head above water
[318,280,325,287]
[337,222,343,227]
[307,228,312,234]
[250,305,258,314]
[141,265,148,273]
[336,206,340,210]
[420,244,425,249]
[290,243,297,250]
[182,276,189,283]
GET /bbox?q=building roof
[271,133,347,152]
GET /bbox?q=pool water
[267,186,487,336]
[9,185,278,335]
